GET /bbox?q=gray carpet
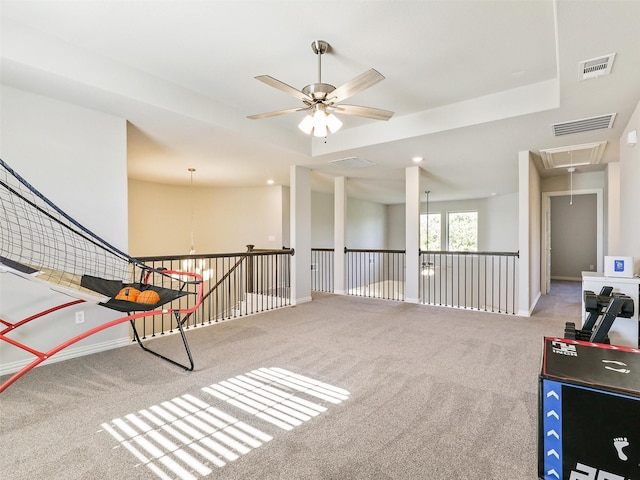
[0,282,581,479]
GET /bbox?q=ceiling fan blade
[326,69,385,103]
[255,75,312,102]
[332,104,394,121]
[247,106,309,120]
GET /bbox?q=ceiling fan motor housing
[311,40,329,55]
[302,83,336,103]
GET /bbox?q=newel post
[246,244,254,293]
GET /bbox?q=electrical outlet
[75,311,85,324]
[589,264,594,270]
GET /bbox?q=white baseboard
[292,296,313,305]
[551,276,582,282]
[517,290,541,317]
[0,336,132,376]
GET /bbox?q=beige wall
[128,180,286,256]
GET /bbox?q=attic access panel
[539,142,607,170]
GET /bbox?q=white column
[334,176,346,294]
[405,166,420,303]
[518,150,541,316]
[290,165,312,305]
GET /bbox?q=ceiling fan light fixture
[313,117,328,137]
[326,113,343,133]
[298,114,314,134]
[298,105,343,137]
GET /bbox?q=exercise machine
[564,286,634,344]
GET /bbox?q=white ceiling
[2,0,639,203]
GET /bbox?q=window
[447,211,478,251]
[420,213,441,250]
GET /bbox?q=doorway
[541,189,603,295]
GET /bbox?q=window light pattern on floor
[202,367,350,431]
[100,367,349,480]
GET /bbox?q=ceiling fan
[247,40,394,137]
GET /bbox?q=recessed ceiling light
[412,156,423,163]
[266,179,274,185]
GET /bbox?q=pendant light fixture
[188,167,196,254]
[421,190,435,276]
[184,168,212,281]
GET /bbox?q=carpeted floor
[0,282,581,479]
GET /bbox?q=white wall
[618,100,640,273]
[528,154,542,313]
[347,198,386,248]
[518,150,541,316]
[606,163,620,255]
[385,194,519,252]
[311,193,387,249]
[483,193,519,252]
[0,86,129,374]
[0,86,128,246]
[541,170,605,193]
[128,180,286,256]
[386,204,405,250]
[311,191,334,248]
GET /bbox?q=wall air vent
[329,157,375,168]
[552,113,616,136]
[579,53,616,80]
[539,141,607,170]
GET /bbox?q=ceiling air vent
[552,113,616,136]
[329,157,375,168]
[579,53,616,80]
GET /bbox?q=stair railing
[135,246,294,337]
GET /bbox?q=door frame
[541,188,603,295]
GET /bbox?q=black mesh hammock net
[0,158,203,393]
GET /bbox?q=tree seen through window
[447,211,478,251]
[420,213,441,250]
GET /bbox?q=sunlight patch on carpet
[202,367,350,430]
[99,367,349,479]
